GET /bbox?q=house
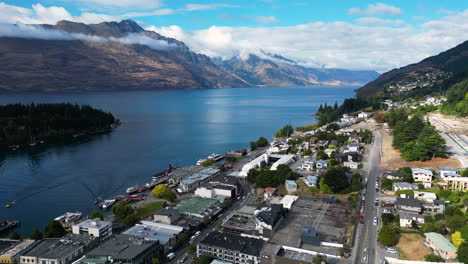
[335,152,360,163]
[72,218,112,240]
[346,143,360,153]
[153,209,182,225]
[255,204,286,234]
[385,172,405,180]
[424,232,458,260]
[423,200,446,214]
[303,176,318,187]
[392,182,415,192]
[324,149,335,157]
[285,180,297,194]
[399,211,424,228]
[439,167,459,181]
[263,187,277,199]
[444,176,468,191]
[301,226,320,246]
[358,112,373,119]
[317,140,328,147]
[413,191,437,203]
[349,135,362,144]
[316,160,328,169]
[79,234,163,264]
[197,232,263,264]
[123,221,184,252]
[411,168,433,182]
[20,234,97,264]
[396,196,422,213]
[343,161,359,169]
[0,240,37,264]
[301,163,313,171]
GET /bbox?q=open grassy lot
[396,233,431,261]
[135,201,165,218]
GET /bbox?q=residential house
[345,143,360,153]
[72,219,112,240]
[343,161,359,169]
[255,204,287,237]
[263,188,276,200]
[413,191,437,203]
[399,211,424,228]
[285,180,297,194]
[411,168,433,182]
[424,232,458,260]
[324,149,335,157]
[444,176,468,191]
[423,200,446,214]
[392,182,415,192]
[439,167,459,181]
[396,196,422,213]
[197,232,263,264]
[303,176,318,187]
[358,112,373,119]
[385,172,405,180]
[316,160,328,169]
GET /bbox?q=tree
[398,167,414,183]
[187,243,197,255]
[89,210,104,220]
[350,173,362,192]
[452,231,465,247]
[319,178,332,194]
[45,220,66,238]
[151,258,160,264]
[10,232,21,240]
[30,229,44,240]
[152,184,177,202]
[378,226,398,247]
[202,159,215,166]
[424,254,445,262]
[312,254,329,264]
[460,226,468,240]
[112,200,135,219]
[446,215,465,231]
[321,166,350,193]
[316,150,328,160]
[179,232,189,243]
[457,242,468,263]
[250,137,269,150]
[275,124,294,137]
[194,256,214,264]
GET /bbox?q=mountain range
[356,40,468,97]
[0,20,379,93]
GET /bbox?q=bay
[0,85,356,235]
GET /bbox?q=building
[240,154,268,177]
[209,176,240,196]
[424,232,458,260]
[153,209,182,225]
[444,176,468,191]
[316,160,328,169]
[72,219,112,239]
[263,188,276,199]
[385,172,405,180]
[413,191,437,203]
[255,204,286,236]
[396,197,422,213]
[178,168,221,193]
[20,234,96,264]
[123,221,184,252]
[411,168,433,182]
[439,167,459,181]
[323,149,335,158]
[303,176,318,187]
[300,163,313,171]
[195,185,236,199]
[358,112,373,119]
[423,200,446,214]
[285,180,297,194]
[343,161,359,169]
[0,240,37,264]
[273,195,298,209]
[270,155,296,171]
[301,226,320,246]
[175,197,221,218]
[392,182,415,192]
[399,211,424,228]
[79,234,162,264]
[197,232,263,264]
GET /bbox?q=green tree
[179,232,189,243]
[457,242,468,263]
[275,124,294,137]
[30,229,44,240]
[378,226,398,247]
[152,184,177,202]
[10,232,21,240]
[446,215,466,231]
[202,159,215,166]
[452,231,465,247]
[316,150,328,160]
[89,210,104,220]
[151,258,160,264]
[312,254,329,264]
[44,220,66,238]
[424,254,445,262]
[112,200,135,219]
[319,178,332,194]
[194,256,214,264]
[187,243,197,255]
[459,226,468,240]
[350,173,362,192]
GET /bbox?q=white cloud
[68,0,162,10]
[147,10,468,72]
[355,17,404,27]
[182,3,239,11]
[255,16,280,24]
[348,3,402,16]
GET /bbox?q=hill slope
[356,40,468,97]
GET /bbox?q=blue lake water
[0,86,356,235]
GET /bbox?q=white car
[387,247,398,254]
[373,217,378,225]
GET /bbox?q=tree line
[315,97,381,126]
[0,103,117,148]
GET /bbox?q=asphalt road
[352,130,385,264]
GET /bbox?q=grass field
[396,233,431,260]
[136,201,165,218]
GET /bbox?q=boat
[196,159,207,165]
[5,201,15,208]
[100,199,116,209]
[54,212,82,227]
[138,186,147,193]
[126,185,139,194]
[94,196,103,204]
[207,153,224,161]
[0,220,19,232]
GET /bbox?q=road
[169,149,263,264]
[352,130,385,264]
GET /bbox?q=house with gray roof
[396,196,422,213]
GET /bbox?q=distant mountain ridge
[356,40,468,97]
[0,19,379,93]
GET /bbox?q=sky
[1,0,468,72]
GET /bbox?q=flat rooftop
[123,221,183,245]
[175,197,218,215]
[24,234,93,259]
[86,234,157,260]
[0,240,36,258]
[75,218,111,230]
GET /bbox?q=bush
[396,189,414,196]
[424,254,445,262]
[44,220,65,238]
[250,137,269,150]
[202,159,215,166]
[152,184,177,202]
[378,226,398,246]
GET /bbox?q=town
[1,108,467,264]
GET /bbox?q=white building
[195,185,235,199]
[413,191,437,203]
[392,182,415,192]
[324,149,335,157]
[358,112,373,119]
[411,168,433,182]
[316,160,328,169]
[399,211,425,228]
[239,154,268,177]
[303,176,318,187]
[439,167,460,181]
[178,168,220,192]
[72,218,112,239]
[123,220,184,252]
[270,154,296,170]
[343,161,359,169]
[285,180,298,194]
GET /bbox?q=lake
[0,85,356,235]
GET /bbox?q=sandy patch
[428,113,468,134]
[396,233,432,261]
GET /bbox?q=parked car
[373,217,378,225]
[387,247,398,254]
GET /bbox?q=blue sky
[1,0,468,71]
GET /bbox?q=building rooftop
[200,232,263,257]
[236,205,257,216]
[175,197,218,216]
[256,204,284,227]
[0,240,37,258]
[386,172,405,178]
[439,167,459,172]
[393,182,415,189]
[85,234,157,260]
[0,240,18,254]
[24,234,94,260]
[317,160,328,164]
[123,221,183,245]
[285,180,297,187]
[411,168,433,176]
[424,232,457,252]
[210,175,239,186]
[74,218,111,230]
[398,211,422,220]
[396,197,422,208]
